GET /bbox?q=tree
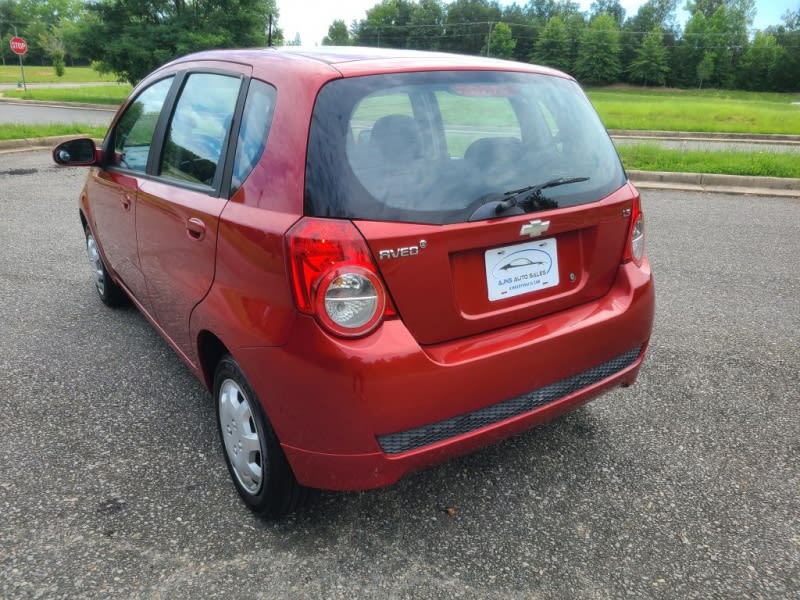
[0,0,20,66]
[528,0,581,21]
[0,0,85,66]
[532,16,571,72]
[685,0,754,22]
[528,0,558,20]
[353,0,414,48]
[696,50,715,88]
[768,10,800,92]
[628,27,670,85]
[590,0,626,27]
[675,0,754,88]
[564,12,587,72]
[483,21,516,58]
[441,0,502,56]
[737,31,786,91]
[631,0,679,31]
[671,9,707,87]
[322,20,352,46]
[39,27,66,76]
[75,0,281,85]
[574,14,621,85]
[620,0,677,81]
[501,3,537,62]
[407,0,445,50]
[686,2,752,89]
[685,0,725,18]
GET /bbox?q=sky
[277,0,797,46]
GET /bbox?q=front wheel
[214,356,306,517]
[84,227,127,307]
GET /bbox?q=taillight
[624,193,645,267]
[286,217,393,337]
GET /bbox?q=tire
[214,355,306,517]
[83,226,127,307]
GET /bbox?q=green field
[2,84,130,105]
[0,65,115,84]
[617,143,800,178]
[0,123,106,141]
[587,87,800,135]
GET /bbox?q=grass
[617,143,800,178]
[0,65,116,84]
[3,84,131,105]
[0,123,106,141]
[587,87,800,135]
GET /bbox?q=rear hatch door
[356,184,635,345]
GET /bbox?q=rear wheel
[214,355,306,517]
[84,227,126,307]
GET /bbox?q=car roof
[169,46,572,80]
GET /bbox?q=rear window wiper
[495,176,590,215]
[466,176,591,221]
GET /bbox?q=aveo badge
[484,237,559,301]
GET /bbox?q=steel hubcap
[86,235,105,296]
[218,379,263,494]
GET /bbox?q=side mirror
[52,138,101,166]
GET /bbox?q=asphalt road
[0,102,114,127]
[0,83,115,92]
[1,150,798,599]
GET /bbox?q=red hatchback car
[54,47,654,516]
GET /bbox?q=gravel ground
[0,150,798,599]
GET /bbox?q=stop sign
[9,36,27,56]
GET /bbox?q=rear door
[136,69,248,358]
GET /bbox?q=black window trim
[219,76,253,199]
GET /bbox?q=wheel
[214,355,306,517]
[84,226,127,307]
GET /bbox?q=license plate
[484,237,559,301]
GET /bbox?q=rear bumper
[236,259,654,491]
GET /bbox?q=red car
[54,47,654,517]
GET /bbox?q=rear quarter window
[232,79,277,193]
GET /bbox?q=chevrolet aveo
[54,47,654,517]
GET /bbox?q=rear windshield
[305,71,625,225]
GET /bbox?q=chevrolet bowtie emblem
[519,219,550,238]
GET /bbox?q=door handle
[186,217,206,241]
[121,193,132,211]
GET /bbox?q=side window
[537,101,559,138]
[434,91,522,158]
[160,73,241,187]
[231,80,277,193]
[349,92,413,144]
[345,92,420,202]
[113,76,174,172]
